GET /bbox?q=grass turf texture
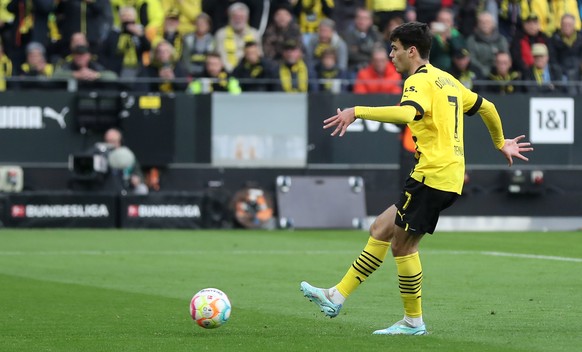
[0,229,581,352]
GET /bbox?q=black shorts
[394,178,459,235]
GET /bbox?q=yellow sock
[335,237,390,298]
[395,252,423,318]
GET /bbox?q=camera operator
[102,128,149,195]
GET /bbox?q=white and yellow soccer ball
[190,288,231,329]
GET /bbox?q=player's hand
[500,135,533,166]
[323,107,356,137]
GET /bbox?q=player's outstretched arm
[500,135,534,167]
[476,98,533,166]
[324,106,417,137]
[324,108,356,137]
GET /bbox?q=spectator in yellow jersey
[109,0,164,41]
[273,38,317,92]
[292,0,334,47]
[0,41,13,91]
[100,6,151,79]
[18,41,62,90]
[366,0,409,32]
[159,8,185,59]
[19,42,52,76]
[548,0,581,33]
[497,0,529,40]
[161,0,202,35]
[301,21,532,336]
[497,0,579,39]
[520,0,553,36]
[0,0,12,28]
[215,2,262,72]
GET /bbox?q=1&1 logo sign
[529,98,574,144]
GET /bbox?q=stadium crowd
[1,0,581,94]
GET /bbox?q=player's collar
[414,64,428,74]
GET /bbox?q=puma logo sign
[43,107,69,129]
[397,210,405,222]
[356,276,363,283]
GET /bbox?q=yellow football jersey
[400,64,482,195]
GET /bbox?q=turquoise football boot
[300,281,342,318]
[372,320,428,335]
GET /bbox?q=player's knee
[369,220,392,242]
[390,236,417,257]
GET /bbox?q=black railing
[2,76,581,94]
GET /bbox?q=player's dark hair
[389,21,432,59]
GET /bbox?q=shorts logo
[397,210,405,222]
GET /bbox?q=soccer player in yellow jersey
[300,22,534,335]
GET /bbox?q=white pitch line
[416,249,582,263]
[0,250,357,256]
[0,249,580,263]
[480,251,582,263]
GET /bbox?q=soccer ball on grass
[190,288,231,329]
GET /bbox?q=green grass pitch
[1,229,581,352]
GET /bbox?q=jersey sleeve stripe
[466,95,483,116]
[401,100,424,120]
